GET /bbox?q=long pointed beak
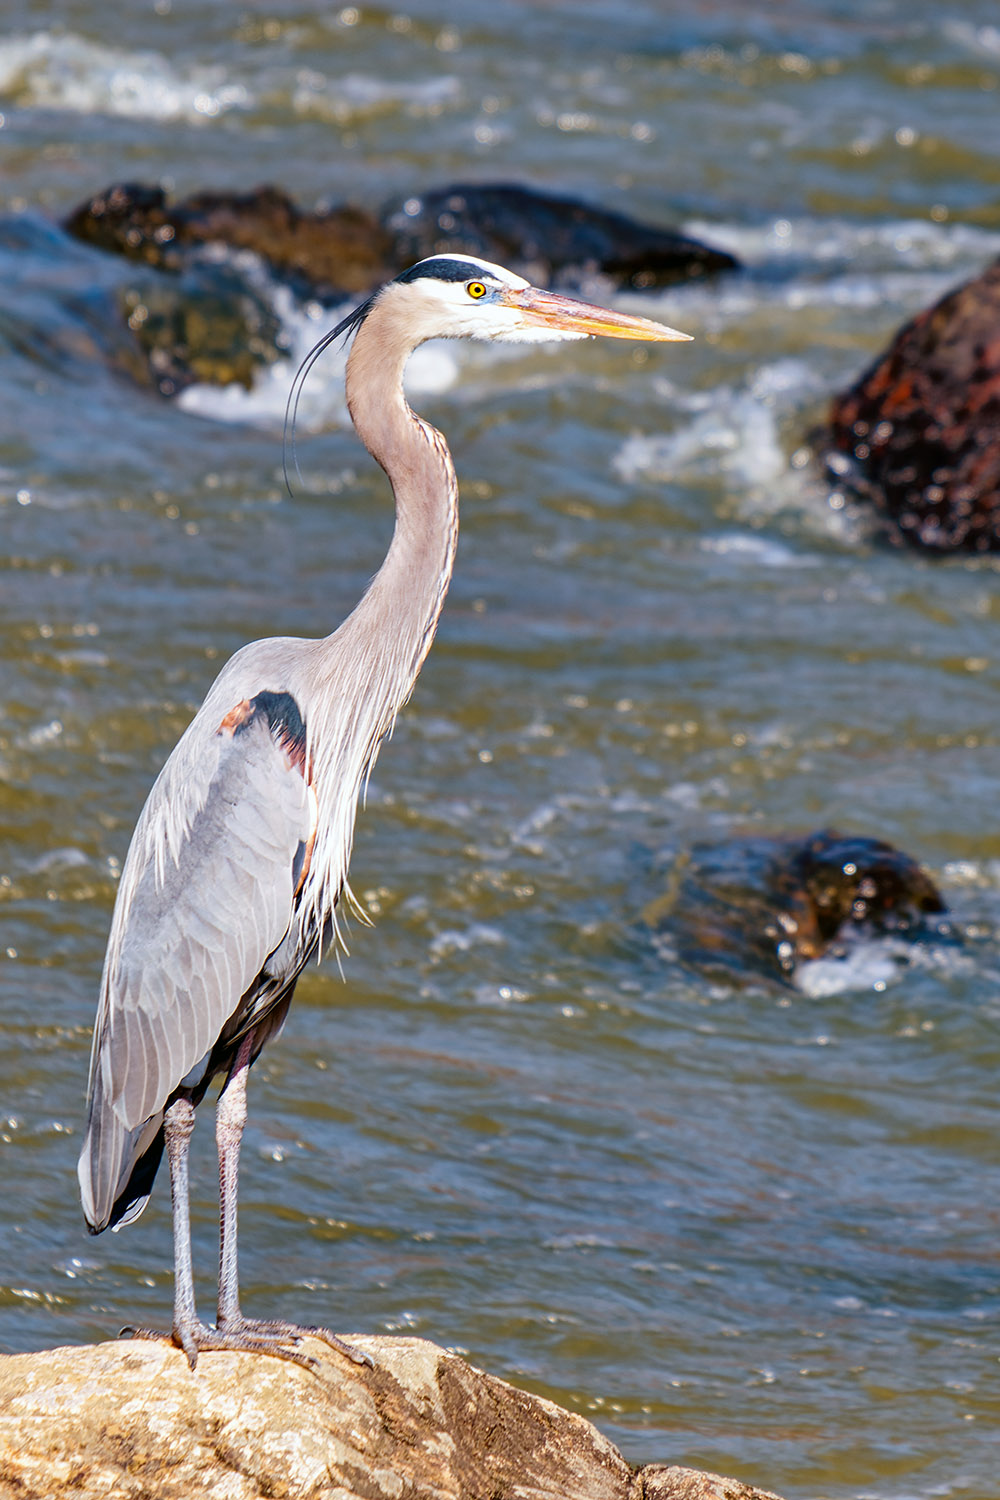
[500,286,692,342]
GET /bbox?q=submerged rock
[0,1334,783,1500]
[118,261,285,396]
[382,181,740,288]
[52,257,285,397]
[644,829,948,986]
[824,260,1000,551]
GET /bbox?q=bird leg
[129,1086,321,1372]
[125,1044,369,1373]
[123,1092,220,1368]
[215,1033,251,1332]
[213,1032,371,1369]
[165,1094,202,1359]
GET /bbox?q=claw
[118,1321,315,1372]
[215,1315,372,1370]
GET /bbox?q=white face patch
[386,257,587,344]
[487,321,588,344]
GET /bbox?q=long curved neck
[298,292,461,938]
[298,293,460,928]
[313,290,460,759]
[343,294,459,686]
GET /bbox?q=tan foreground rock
[0,1334,782,1500]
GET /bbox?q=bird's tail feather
[78,1079,165,1233]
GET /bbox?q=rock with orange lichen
[825,259,1000,551]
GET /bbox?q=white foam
[678,213,1000,274]
[158,211,1000,458]
[942,20,1000,58]
[27,847,90,874]
[177,286,461,430]
[428,923,506,959]
[293,69,461,122]
[698,532,805,567]
[0,30,249,120]
[613,361,818,493]
[795,939,904,997]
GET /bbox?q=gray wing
[78,688,314,1231]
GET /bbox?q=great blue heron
[78,253,690,1369]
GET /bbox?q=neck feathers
[302,289,461,940]
[343,287,460,682]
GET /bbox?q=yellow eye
[466,281,487,299]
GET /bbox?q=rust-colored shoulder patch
[217,699,255,735]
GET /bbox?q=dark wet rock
[66,182,184,267]
[62,180,736,395]
[383,181,740,288]
[644,829,948,985]
[0,1334,784,1500]
[825,259,1000,552]
[66,182,396,302]
[66,180,738,302]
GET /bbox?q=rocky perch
[0,1334,782,1500]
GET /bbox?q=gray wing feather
[79,701,311,1230]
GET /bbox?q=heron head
[384,254,692,346]
[285,253,690,492]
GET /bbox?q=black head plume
[395,256,493,285]
[282,292,377,497]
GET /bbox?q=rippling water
[4,3,1000,1497]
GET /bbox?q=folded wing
[78,690,314,1231]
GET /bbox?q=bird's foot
[217,1313,373,1369]
[120,1316,365,1373]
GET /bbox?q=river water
[4,2,1000,1495]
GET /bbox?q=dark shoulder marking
[217,690,307,774]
